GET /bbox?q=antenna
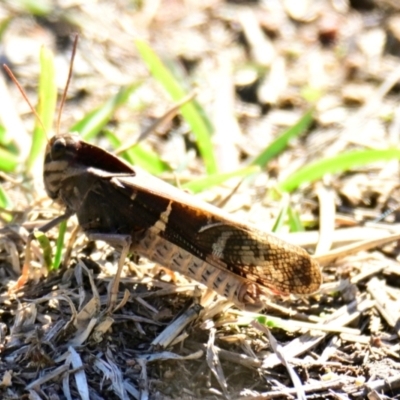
[3,64,48,137]
[56,34,79,135]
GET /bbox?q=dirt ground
[1,0,400,399]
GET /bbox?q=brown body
[44,133,321,311]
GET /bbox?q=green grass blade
[126,145,170,175]
[0,125,19,172]
[27,46,57,171]
[256,315,286,329]
[0,185,13,209]
[52,220,67,270]
[103,129,133,162]
[135,39,217,175]
[0,17,12,41]
[33,230,52,269]
[0,147,19,172]
[12,0,52,16]
[182,165,260,193]
[287,207,305,232]
[104,130,169,175]
[279,148,400,192]
[271,198,289,233]
[251,109,314,168]
[71,84,140,141]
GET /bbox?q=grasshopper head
[43,133,81,199]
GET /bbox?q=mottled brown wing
[114,168,321,296]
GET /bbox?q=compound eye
[51,137,67,160]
